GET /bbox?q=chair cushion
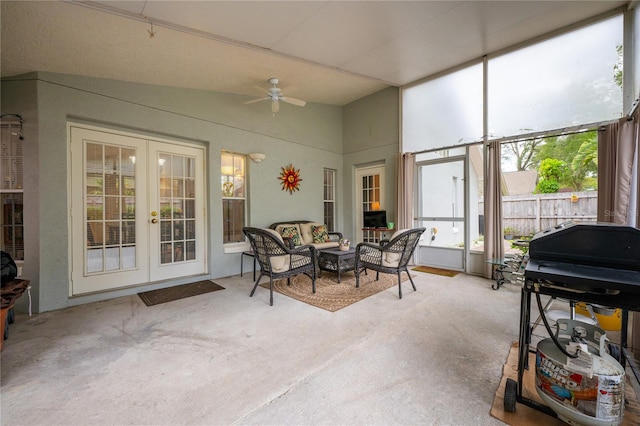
[382,229,409,267]
[277,225,303,246]
[311,224,330,243]
[264,229,290,272]
[312,241,340,250]
[298,222,323,244]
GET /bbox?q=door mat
[412,266,459,277]
[138,280,224,306]
[258,271,411,311]
[491,341,640,425]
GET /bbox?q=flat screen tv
[363,210,387,228]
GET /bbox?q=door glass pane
[159,153,197,264]
[84,143,137,273]
[361,171,383,243]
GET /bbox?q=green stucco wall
[1,72,398,312]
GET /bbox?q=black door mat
[138,280,224,306]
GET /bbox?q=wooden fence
[502,191,597,236]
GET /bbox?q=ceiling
[0,1,630,106]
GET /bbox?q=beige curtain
[396,153,415,230]
[597,116,638,225]
[484,141,503,278]
[637,118,640,228]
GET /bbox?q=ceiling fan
[244,78,306,114]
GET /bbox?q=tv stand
[362,227,395,244]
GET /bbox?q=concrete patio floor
[1,270,532,425]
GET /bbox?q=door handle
[151,218,158,224]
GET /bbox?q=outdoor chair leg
[406,268,417,291]
[397,270,403,299]
[269,278,274,306]
[250,274,264,297]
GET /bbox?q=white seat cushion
[382,229,409,267]
[264,229,290,272]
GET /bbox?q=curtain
[484,141,503,278]
[597,116,638,225]
[637,117,640,228]
[396,153,415,230]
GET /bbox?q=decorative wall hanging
[278,163,302,194]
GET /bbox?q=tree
[570,135,598,190]
[535,158,566,193]
[614,44,623,89]
[503,139,543,171]
[532,131,597,191]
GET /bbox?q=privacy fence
[502,191,597,237]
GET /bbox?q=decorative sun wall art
[278,163,302,194]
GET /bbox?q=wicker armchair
[243,227,317,306]
[354,228,426,299]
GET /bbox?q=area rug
[258,271,410,312]
[138,280,224,306]
[412,266,459,277]
[491,341,640,425]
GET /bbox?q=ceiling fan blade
[281,97,306,107]
[244,97,269,105]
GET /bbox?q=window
[221,152,246,244]
[1,120,24,261]
[403,63,483,152]
[501,131,598,255]
[402,14,623,153]
[323,168,336,231]
[488,15,623,139]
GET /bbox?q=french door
[355,165,385,243]
[70,126,206,295]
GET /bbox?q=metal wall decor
[278,163,302,194]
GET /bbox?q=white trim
[223,242,251,254]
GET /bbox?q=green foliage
[535,179,560,193]
[614,44,623,89]
[535,158,565,193]
[532,131,597,191]
[538,158,566,180]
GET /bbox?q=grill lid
[528,221,640,272]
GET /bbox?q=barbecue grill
[504,221,640,422]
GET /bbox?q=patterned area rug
[259,271,410,312]
[138,280,225,306]
[412,266,459,277]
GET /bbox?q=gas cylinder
[535,319,625,426]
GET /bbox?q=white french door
[355,165,385,243]
[70,126,206,295]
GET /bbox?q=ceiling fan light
[271,99,279,113]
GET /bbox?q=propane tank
[535,319,625,426]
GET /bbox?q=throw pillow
[280,226,303,246]
[311,225,330,243]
